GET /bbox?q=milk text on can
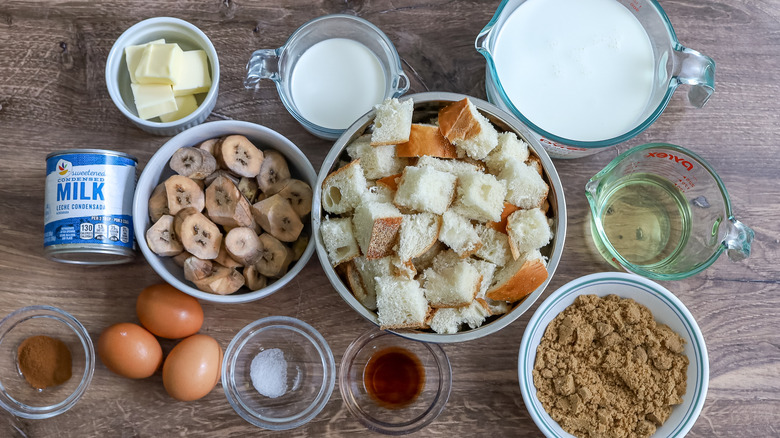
[44,149,137,264]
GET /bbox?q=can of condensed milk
[44,149,137,264]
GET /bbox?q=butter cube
[159,95,199,123]
[124,39,165,83]
[172,50,212,97]
[134,43,183,85]
[131,83,178,120]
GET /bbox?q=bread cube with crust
[397,212,442,262]
[396,124,457,158]
[371,98,413,146]
[437,98,498,160]
[498,160,549,209]
[428,300,491,334]
[393,166,457,215]
[376,275,430,330]
[485,132,531,174]
[486,249,548,302]
[438,210,482,257]
[321,159,367,214]
[416,155,482,180]
[452,170,507,222]
[346,134,408,179]
[352,201,403,259]
[474,223,512,267]
[320,216,360,267]
[506,208,552,260]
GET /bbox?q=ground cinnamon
[17,335,72,390]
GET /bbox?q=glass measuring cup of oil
[245,14,409,140]
[586,143,753,280]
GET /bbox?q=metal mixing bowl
[312,92,567,343]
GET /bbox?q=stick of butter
[160,95,199,123]
[172,50,212,97]
[131,84,178,120]
[135,43,184,85]
[125,39,165,83]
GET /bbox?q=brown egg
[162,334,223,401]
[136,283,204,339]
[97,323,162,379]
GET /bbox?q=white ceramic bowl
[519,273,709,438]
[313,92,567,343]
[132,120,317,303]
[106,17,220,136]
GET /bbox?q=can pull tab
[723,218,754,262]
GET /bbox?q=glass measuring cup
[245,14,409,140]
[476,0,715,159]
[586,144,753,280]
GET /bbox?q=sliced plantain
[149,183,169,222]
[198,137,223,156]
[243,265,268,290]
[215,240,242,268]
[256,150,291,195]
[218,135,264,178]
[204,169,240,187]
[277,179,313,218]
[251,194,304,242]
[238,177,260,203]
[169,147,217,180]
[255,233,294,278]
[146,214,183,256]
[172,207,199,239]
[184,256,213,282]
[224,227,263,266]
[193,264,245,295]
[179,212,222,260]
[205,175,255,228]
[291,234,309,261]
[164,175,205,215]
[172,251,193,267]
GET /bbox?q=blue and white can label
[44,150,137,264]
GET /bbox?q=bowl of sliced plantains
[133,120,317,303]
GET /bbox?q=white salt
[250,348,288,398]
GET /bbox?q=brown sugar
[533,294,688,438]
[17,335,72,390]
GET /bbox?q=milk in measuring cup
[290,38,385,130]
[493,0,655,141]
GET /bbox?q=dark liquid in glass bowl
[364,347,425,409]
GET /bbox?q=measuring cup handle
[392,71,410,97]
[723,218,754,262]
[244,49,281,89]
[673,45,715,108]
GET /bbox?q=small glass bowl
[340,329,452,435]
[222,316,336,430]
[0,306,95,419]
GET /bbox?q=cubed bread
[396,124,457,158]
[352,201,403,259]
[376,275,430,330]
[452,170,507,222]
[431,249,461,272]
[437,98,498,160]
[438,210,482,257]
[346,134,408,179]
[428,299,491,334]
[321,159,367,214]
[498,160,549,209]
[484,132,530,174]
[320,216,360,266]
[506,208,552,260]
[471,258,497,299]
[362,182,395,204]
[398,213,442,261]
[345,261,377,310]
[376,173,401,191]
[474,224,512,267]
[394,166,457,215]
[485,298,512,316]
[411,241,446,273]
[390,254,417,279]
[460,299,492,329]
[487,202,521,234]
[371,98,413,146]
[416,155,482,180]
[486,249,548,302]
[352,256,394,310]
[526,155,543,175]
[423,259,482,308]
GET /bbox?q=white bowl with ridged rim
[518,272,709,438]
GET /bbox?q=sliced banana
[198,137,222,156]
[251,194,304,242]
[204,169,240,187]
[225,227,263,266]
[215,241,242,268]
[169,147,217,180]
[256,150,291,195]
[291,234,309,261]
[255,233,294,278]
[149,183,169,222]
[193,264,245,295]
[238,177,260,203]
[184,256,213,282]
[172,251,193,267]
[146,214,183,256]
[277,179,313,218]
[179,212,222,260]
[164,175,205,215]
[243,265,268,290]
[205,175,255,228]
[172,207,199,239]
[218,135,264,178]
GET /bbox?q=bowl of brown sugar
[0,306,95,419]
[518,273,708,438]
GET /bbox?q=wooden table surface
[1,0,778,436]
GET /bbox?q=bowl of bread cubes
[313,92,566,342]
[133,120,317,304]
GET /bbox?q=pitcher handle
[723,218,754,262]
[392,71,410,97]
[673,45,715,108]
[244,49,281,89]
